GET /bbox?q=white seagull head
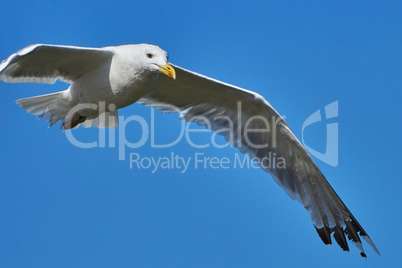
[114,44,176,79]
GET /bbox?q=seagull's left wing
[138,64,379,257]
[0,44,113,84]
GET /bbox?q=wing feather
[139,64,379,257]
[0,44,113,84]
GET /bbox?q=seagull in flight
[0,43,380,257]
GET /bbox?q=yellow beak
[157,62,176,80]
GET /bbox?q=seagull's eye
[146,53,153,59]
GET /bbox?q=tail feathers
[16,91,68,127]
[17,92,119,129]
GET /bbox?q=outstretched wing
[0,44,113,84]
[139,64,380,257]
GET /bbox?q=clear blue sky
[0,0,401,267]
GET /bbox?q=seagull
[0,43,379,257]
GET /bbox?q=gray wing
[139,64,380,257]
[0,44,113,84]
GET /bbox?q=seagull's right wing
[138,64,380,257]
[0,44,114,84]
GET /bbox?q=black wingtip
[315,226,332,245]
[333,225,349,252]
[315,215,380,258]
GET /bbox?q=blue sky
[0,0,401,267]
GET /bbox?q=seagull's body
[0,43,379,257]
[0,44,174,128]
